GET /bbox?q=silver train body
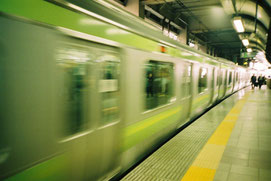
[0,1,251,180]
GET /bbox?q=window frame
[97,56,121,127]
[143,59,176,111]
[181,63,192,99]
[198,67,208,94]
[57,37,121,140]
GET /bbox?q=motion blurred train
[0,0,251,180]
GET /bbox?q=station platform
[120,87,271,181]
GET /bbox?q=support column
[178,26,187,45]
[108,0,140,16]
[199,43,207,53]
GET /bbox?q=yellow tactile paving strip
[181,92,250,181]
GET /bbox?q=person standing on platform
[146,72,154,97]
[263,76,266,85]
[250,74,257,89]
[258,75,265,89]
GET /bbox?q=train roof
[67,0,237,67]
[0,0,240,68]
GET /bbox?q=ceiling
[141,0,271,64]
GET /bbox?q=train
[0,0,251,180]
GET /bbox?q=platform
[120,87,271,181]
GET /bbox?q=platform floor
[121,87,271,181]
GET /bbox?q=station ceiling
[140,0,271,64]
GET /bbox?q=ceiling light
[233,17,244,33]
[247,48,252,53]
[189,42,195,47]
[242,39,249,46]
[254,62,268,71]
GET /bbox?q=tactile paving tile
[121,90,246,181]
[213,88,271,181]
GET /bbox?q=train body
[0,0,250,180]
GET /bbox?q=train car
[0,0,251,180]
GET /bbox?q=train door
[190,64,212,117]
[226,70,234,94]
[57,38,121,180]
[92,53,121,179]
[177,62,192,128]
[235,71,240,90]
[217,68,222,99]
[57,41,94,180]
[240,71,243,88]
[0,15,67,180]
[233,71,238,91]
[218,68,226,99]
[212,67,219,102]
[224,70,230,95]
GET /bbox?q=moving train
[0,0,251,180]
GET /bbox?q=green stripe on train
[5,154,69,181]
[121,94,210,152]
[0,0,209,62]
[122,106,182,152]
[6,106,183,180]
[0,0,158,51]
[191,93,210,111]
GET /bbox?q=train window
[188,65,191,77]
[98,56,120,125]
[198,67,208,93]
[57,45,90,135]
[145,60,175,110]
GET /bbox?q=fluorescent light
[242,39,249,46]
[247,48,252,52]
[254,62,267,71]
[233,17,244,32]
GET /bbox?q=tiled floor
[121,87,271,181]
[214,87,271,181]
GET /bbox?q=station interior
[1,0,271,181]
